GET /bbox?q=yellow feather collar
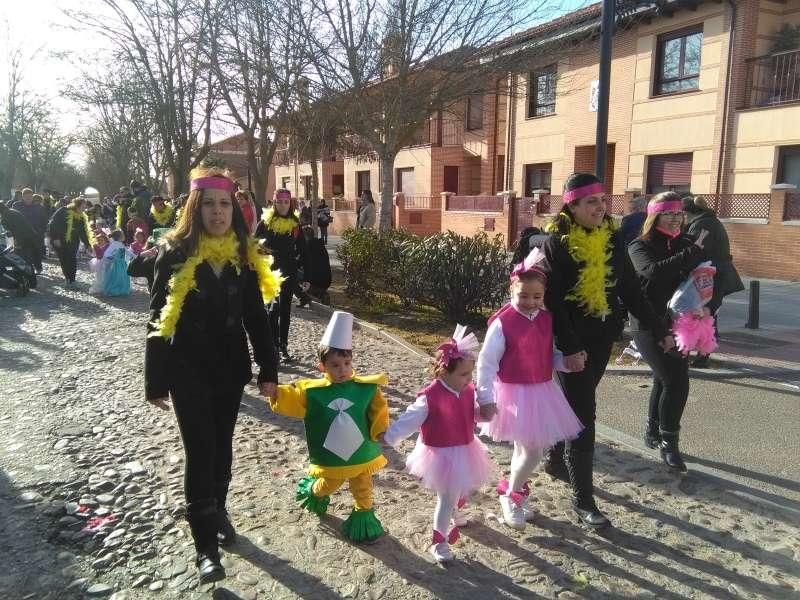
[65,209,93,245]
[262,207,300,235]
[547,217,616,318]
[149,232,283,339]
[150,203,174,226]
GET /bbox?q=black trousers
[56,242,78,282]
[270,273,296,348]
[319,226,328,244]
[632,330,690,432]
[171,378,244,518]
[556,338,613,452]
[15,240,42,273]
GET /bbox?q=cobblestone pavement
[1,259,799,600]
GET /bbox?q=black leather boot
[542,441,569,482]
[215,482,236,546]
[566,448,611,530]
[644,419,661,449]
[187,504,226,583]
[659,430,687,472]
[280,344,293,363]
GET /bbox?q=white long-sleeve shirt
[384,380,478,447]
[475,306,569,405]
[102,240,134,261]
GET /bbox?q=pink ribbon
[190,177,235,193]
[562,182,604,204]
[647,200,683,215]
[436,339,465,368]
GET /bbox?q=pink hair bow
[437,324,480,368]
[511,247,547,281]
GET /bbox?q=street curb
[307,300,752,378]
[595,423,800,520]
[305,300,432,361]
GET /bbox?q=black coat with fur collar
[144,243,278,400]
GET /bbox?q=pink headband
[190,177,235,193]
[511,262,547,281]
[563,182,604,204]
[647,200,683,215]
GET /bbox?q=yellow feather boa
[150,203,174,227]
[65,209,94,245]
[262,207,300,235]
[547,216,616,318]
[149,232,283,340]
[116,204,125,229]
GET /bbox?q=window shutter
[647,153,693,186]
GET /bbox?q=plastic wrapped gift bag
[668,261,716,315]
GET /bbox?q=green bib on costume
[304,380,382,468]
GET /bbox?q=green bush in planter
[337,228,382,299]
[411,231,509,321]
[375,229,425,307]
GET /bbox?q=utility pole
[595,0,616,184]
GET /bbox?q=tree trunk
[378,153,395,232]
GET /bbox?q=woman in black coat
[628,192,715,472]
[254,188,309,362]
[540,172,670,529]
[48,198,93,286]
[145,167,280,582]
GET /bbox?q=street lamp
[596,0,656,183]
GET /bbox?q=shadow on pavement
[318,514,547,600]
[224,535,341,599]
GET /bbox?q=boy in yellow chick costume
[268,311,389,542]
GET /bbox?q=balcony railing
[744,48,800,108]
[446,195,504,212]
[406,118,465,148]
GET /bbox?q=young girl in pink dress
[477,248,584,530]
[384,326,494,563]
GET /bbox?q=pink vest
[419,380,476,448]
[489,304,553,384]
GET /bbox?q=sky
[1,0,592,168]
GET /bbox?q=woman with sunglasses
[628,192,712,472]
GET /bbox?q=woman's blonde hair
[638,191,682,240]
[165,166,249,261]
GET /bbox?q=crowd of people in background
[0,176,334,309]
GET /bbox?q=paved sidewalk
[1,262,798,599]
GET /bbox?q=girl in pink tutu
[384,326,494,563]
[477,248,584,530]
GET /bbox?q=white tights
[433,489,460,534]
[508,442,543,493]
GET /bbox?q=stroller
[0,246,37,296]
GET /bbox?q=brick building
[273,0,800,279]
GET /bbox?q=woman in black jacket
[48,197,93,286]
[628,192,713,472]
[254,188,309,362]
[540,172,671,529]
[145,167,280,582]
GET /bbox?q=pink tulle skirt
[405,437,493,497]
[479,380,584,448]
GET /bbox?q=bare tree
[19,103,74,192]
[298,0,550,230]
[71,69,166,196]
[69,0,216,195]
[207,0,309,205]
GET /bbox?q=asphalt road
[596,371,800,512]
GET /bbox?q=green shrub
[412,231,509,322]
[337,228,382,299]
[337,228,509,321]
